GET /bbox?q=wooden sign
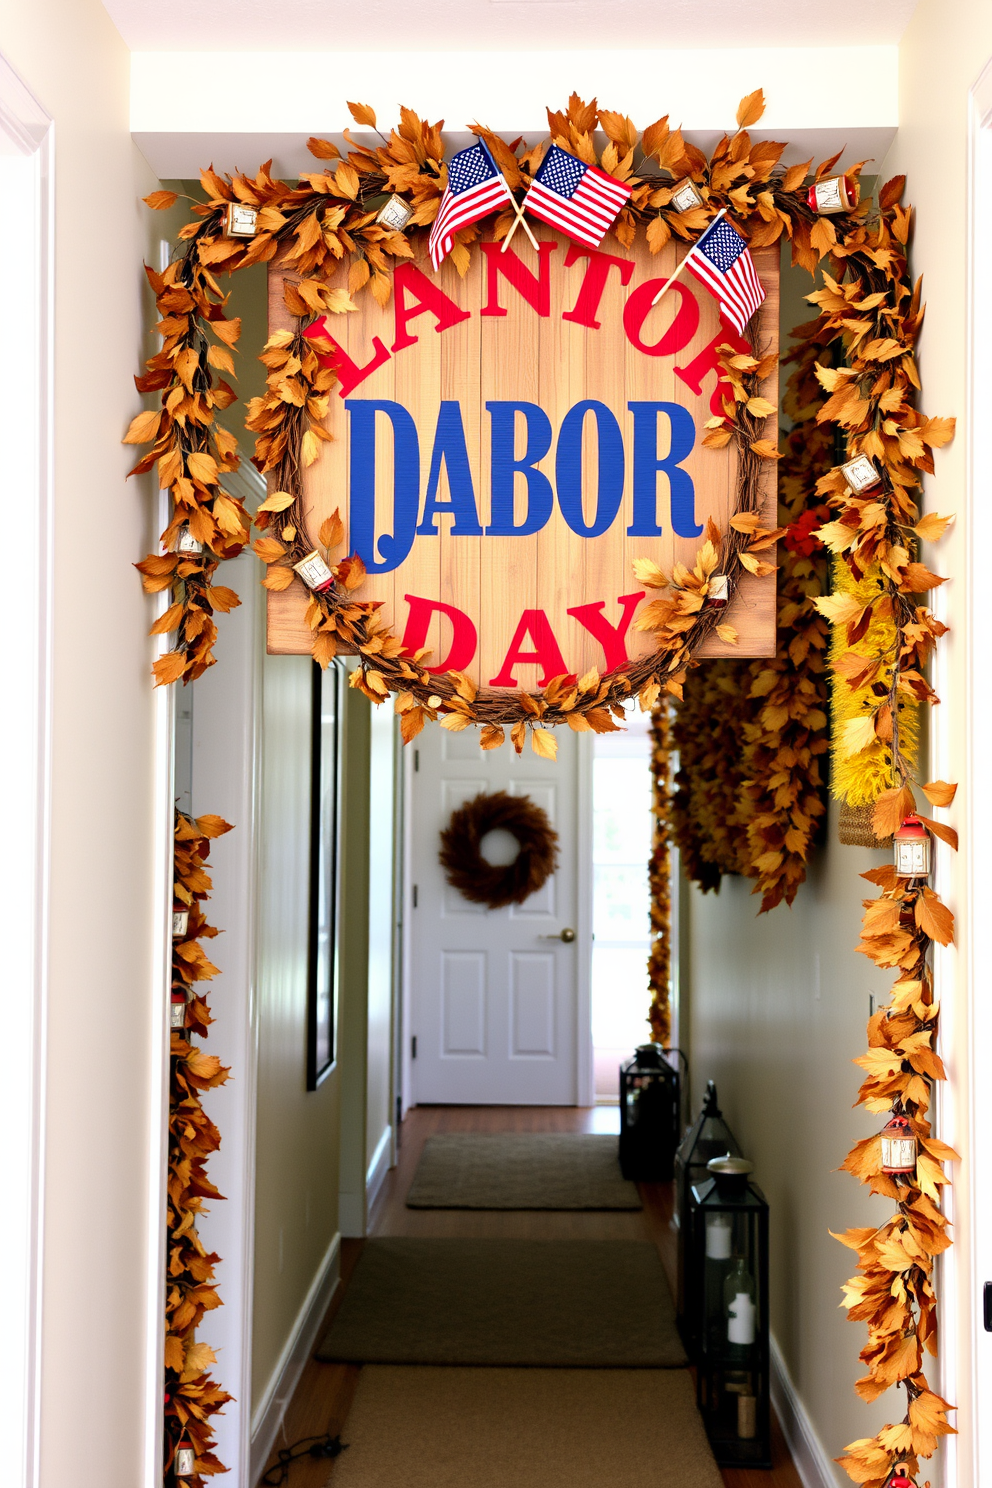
[267,226,779,686]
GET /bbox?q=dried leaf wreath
[439,791,559,909]
[129,88,958,1487]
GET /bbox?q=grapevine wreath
[439,791,559,909]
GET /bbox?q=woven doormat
[316,1238,686,1367]
[405,1133,640,1210]
[326,1366,721,1487]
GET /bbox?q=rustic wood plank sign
[267,226,778,686]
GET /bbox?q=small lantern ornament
[671,178,705,213]
[172,909,190,938]
[226,201,258,238]
[807,174,858,216]
[171,525,203,558]
[838,455,882,495]
[174,1439,196,1477]
[293,549,335,593]
[894,815,931,880]
[706,575,729,609]
[880,1113,918,1175]
[377,194,413,232]
[886,1466,915,1488]
[170,992,188,1030]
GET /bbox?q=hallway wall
[0,5,167,1485]
[686,11,990,1478]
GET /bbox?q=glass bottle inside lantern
[724,1256,757,1354]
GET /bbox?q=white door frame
[0,52,53,1488]
[962,52,992,1488]
[400,731,594,1111]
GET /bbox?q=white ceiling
[104,0,918,52]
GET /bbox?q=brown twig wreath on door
[439,791,559,909]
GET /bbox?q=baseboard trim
[770,1334,838,1488]
[366,1124,393,1210]
[249,1231,341,1482]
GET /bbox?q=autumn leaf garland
[166,811,233,1484]
[128,89,959,1488]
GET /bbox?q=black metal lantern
[689,1156,771,1469]
[675,1081,742,1344]
[618,1045,682,1181]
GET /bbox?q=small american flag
[684,213,765,336]
[522,144,631,250]
[429,140,513,270]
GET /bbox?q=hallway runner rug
[326,1366,722,1487]
[316,1238,686,1367]
[405,1133,640,1210]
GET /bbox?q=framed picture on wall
[307,660,343,1089]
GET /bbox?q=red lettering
[566,592,644,673]
[674,325,750,419]
[489,609,568,688]
[303,316,391,400]
[391,262,471,353]
[400,594,477,675]
[480,241,557,318]
[622,280,699,358]
[561,245,635,330]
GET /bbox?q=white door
[408,724,591,1105]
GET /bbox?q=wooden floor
[257,1105,803,1488]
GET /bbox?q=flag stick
[651,207,727,306]
[502,195,540,253]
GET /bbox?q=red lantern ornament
[894,815,931,880]
[170,992,188,1030]
[171,525,203,558]
[886,1466,915,1488]
[293,549,335,593]
[807,174,858,215]
[880,1114,918,1175]
[706,574,729,608]
[174,1439,196,1477]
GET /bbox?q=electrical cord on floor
[260,1429,348,1484]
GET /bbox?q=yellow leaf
[715,623,738,645]
[144,189,178,211]
[840,713,878,758]
[187,451,219,485]
[319,511,345,549]
[736,88,766,128]
[531,728,558,760]
[480,725,505,751]
[922,779,957,808]
[440,711,471,732]
[749,439,782,460]
[347,100,377,128]
[262,565,296,591]
[745,396,776,418]
[123,410,162,445]
[915,511,954,542]
[814,592,865,625]
[256,489,296,514]
[631,557,668,589]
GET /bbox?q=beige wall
[0,3,168,1484]
[685,10,990,1476]
[251,653,341,1408]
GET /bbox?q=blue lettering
[346,400,420,574]
[626,401,701,538]
[485,401,554,536]
[417,402,483,536]
[555,400,625,538]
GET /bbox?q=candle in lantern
[172,909,190,938]
[172,526,203,557]
[706,1212,733,1260]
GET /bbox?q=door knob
[540,927,576,943]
